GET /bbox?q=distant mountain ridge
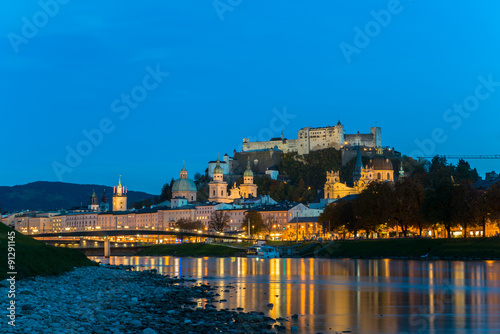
[0,181,158,212]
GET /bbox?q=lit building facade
[324,146,394,199]
[209,155,258,203]
[112,177,127,211]
[171,163,197,202]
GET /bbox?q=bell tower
[112,176,127,211]
[239,158,258,198]
[208,155,231,203]
[89,189,99,212]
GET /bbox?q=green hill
[0,224,95,280]
[0,181,158,212]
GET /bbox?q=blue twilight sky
[1,0,500,194]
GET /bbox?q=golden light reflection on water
[90,256,500,333]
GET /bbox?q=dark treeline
[320,156,500,238]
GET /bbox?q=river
[90,256,500,333]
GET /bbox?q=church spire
[180,161,188,179]
[244,157,254,179]
[213,154,224,176]
[353,144,363,182]
[399,164,405,179]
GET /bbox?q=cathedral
[171,163,197,202]
[209,155,258,203]
[324,146,394,199]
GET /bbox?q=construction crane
[417,155,500,160]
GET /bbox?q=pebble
[130,320,142,327]
[1,265,300,333]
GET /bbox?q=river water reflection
[91,256,500,333]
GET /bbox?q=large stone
[130,319,142,327]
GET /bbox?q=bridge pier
[79,237,84,248]
[104,238,110,258]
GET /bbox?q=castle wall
[242,138,297,153]
[230,150,282,175]
[344,133,375,147]
[244,123,376,156]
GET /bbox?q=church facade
[209,156,258,203]
[324,146,394,199]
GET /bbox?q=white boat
[247,245,279,258]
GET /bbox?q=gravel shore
[1,265,292,334]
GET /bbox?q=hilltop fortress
[242,121,381,155]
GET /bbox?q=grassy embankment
[309,237,500,259]
[0,224,96,280]
[136,243,246,257]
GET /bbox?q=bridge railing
[27,227,246,238]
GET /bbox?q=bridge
[33,229,253,257]
[34,229,250,239]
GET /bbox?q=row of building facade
[4,201,324,240]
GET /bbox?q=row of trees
[175,211,229,233]
[174,210,281,236]
[319,177,500,239]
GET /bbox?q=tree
[262,217,278,235]
[454,159,479,183]
[451,183,478,238]
[242,210,264,236]
[469,188,489,237]
[176,218,202,230]
[421,181,456,238]
[487,183,500,231]
[194,172,202,182]
[392,178,425,236]
[208,211,229,232]
[355,182,394,238]
[130,198,154,210]
[160,179,174,202]
[425,156,454,189]
[319,199,357,238]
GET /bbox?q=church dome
[243,158,253,177]
[213,165,223,175]
[172,178,197,192]
[370,155,393,171]
[244,168,253,177]
[213,155,223,175]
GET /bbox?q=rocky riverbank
[1,265,297,334]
